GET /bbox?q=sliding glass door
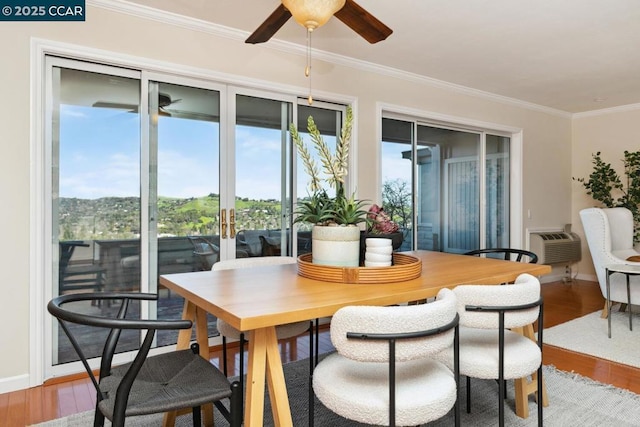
[381,117,510,253]
[47,60,226,369]
[50,62,143,366]
[45,57,346,377]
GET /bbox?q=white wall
[0,3,575,391]
[571,107,640,281]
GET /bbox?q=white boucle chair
[312,288,460,427]
[445,273,543,427]
[579,207,640,317]
[211,256,313,420]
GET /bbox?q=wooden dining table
[159,250,551,427]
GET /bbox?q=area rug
[33,357,640,426]
[544,309,640,368]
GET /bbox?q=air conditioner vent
[540,233,567,240]
[529,232,582,265]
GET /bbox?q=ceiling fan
[246,0,392,44]
[157,93,181,117]
[92,93,180,116]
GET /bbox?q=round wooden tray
[297,253,422,284]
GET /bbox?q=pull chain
[305,28,313,105]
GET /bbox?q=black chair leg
[466,376,471,413]
[309,320,315,427]
[222,336,228,377]
[229,380,243,427]
[93,406,105,427]
[538,365,543,427]
[192,406,201,427]
[314,318,320,367]
[498,379,505,427]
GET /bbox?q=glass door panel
[382,116,507,254]
[151,81,221,346]
[485,135,510,249]
[428,126,480,253]
[52,65,141,365]
[294,104,343,254]
[234,94,294,258]
[380,118,414,250]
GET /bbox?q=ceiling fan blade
[334,0,393,44]
[246,4,292,44]
[92,101,139,112]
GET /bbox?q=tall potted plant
[291,106,368,266]
[574,150,640,242]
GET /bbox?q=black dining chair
[48,292,242,427]
[464,248,539,264]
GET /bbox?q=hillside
[59,194,285,240]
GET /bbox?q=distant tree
[382,179,411,229]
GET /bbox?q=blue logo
[1,0,85,21]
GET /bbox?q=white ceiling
[123,0,640,114]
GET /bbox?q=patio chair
[48,292,242,427]
[59,241,105,296]
[188,236,248,271]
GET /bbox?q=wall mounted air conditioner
[529,231,582,265]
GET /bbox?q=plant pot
[359,231,404,265]
[312,225,361,267]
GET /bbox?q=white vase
[312,225,361,267]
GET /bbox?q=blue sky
[60,105,288,200]
[59,105,411,201]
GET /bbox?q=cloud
[157,148,219,198]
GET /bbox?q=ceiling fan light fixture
[282,0,346,30]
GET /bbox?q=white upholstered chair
[211,257,312,377]
[579,207,640,317]
[312,288,460,427]
[439,273,543,427]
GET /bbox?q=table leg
[513,324,548,419]
[245,328,268,426]
[164,301,213,427]
[245,327,293,427]
[195,307,210,358]
[265,327,293,426]
[177,300,196,349]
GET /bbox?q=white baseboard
[539,272,597,284]
[575,273,598,282]
[0,373,30,394]
[540,273,568,283]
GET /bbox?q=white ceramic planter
[312,225,361,267]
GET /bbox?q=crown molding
[573,102,640,119]
[89,0,571,118]
[89,0,242,40]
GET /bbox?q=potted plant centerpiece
[291,106,368,267]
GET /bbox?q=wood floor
[2,279,639,426]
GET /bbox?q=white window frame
[377,102,523,252]
[30,38,356,385]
